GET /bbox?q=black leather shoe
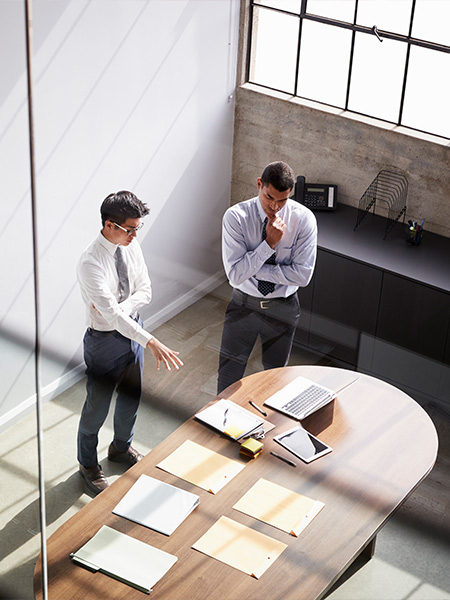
[107,443,143,467]
[79,464,109,495]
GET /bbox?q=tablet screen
[274,426,332,463]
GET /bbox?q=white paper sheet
[112,474,199,535]
[71,525,177,593]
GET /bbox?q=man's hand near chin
[146,337,184,371]
[265,215,287,249]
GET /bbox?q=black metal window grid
[246,0,450,141]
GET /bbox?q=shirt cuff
[256,240,274,260]
[136,329,153,348]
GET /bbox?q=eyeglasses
[112,222,144,235]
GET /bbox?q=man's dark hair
[100,191,150,226]
[260,161,295,192]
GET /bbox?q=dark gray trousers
[77,321,144,468]
[217,289,300,394]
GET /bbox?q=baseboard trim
[0,363,86,432]
[0,273,226,432]
[143,272,227,331]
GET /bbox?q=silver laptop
[263,375,336,420]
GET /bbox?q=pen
[249,401,267,417]
[270,451,296,467]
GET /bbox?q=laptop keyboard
[282,385,333,417]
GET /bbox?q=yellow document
[157,440,245,494]
[233,478,325,537]
[192,516,287,579]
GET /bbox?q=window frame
[245,0,450,140]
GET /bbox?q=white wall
[0,0,239,427]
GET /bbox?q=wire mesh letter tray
[354,170,408,239]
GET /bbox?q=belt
[233,289,296,310]
[88,313,140,334]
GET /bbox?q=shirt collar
[98,232,119,256]
[256,198,267,223]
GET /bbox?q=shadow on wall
[0,322,84,426]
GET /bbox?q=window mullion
[398,0,416,126]
[245,2,255,83]
[345,0,359,111]
[294,1,307,94]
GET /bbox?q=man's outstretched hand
[146,337,184,371]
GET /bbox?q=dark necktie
[115,246,130,302]
[258,217,276,296]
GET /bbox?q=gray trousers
[217,289,300,394]
[77,322,144,468]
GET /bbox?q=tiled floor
[1,283,449,600]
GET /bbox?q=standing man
[77,190,183,494]
[217,161,317,394]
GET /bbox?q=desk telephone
[294,176,337,211]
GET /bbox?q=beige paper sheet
[157,439,245,494]
[192,516,287,579]
[233,478,325,537]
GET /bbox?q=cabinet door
[376,273,450,362]
[372,273,450,396]
[308,250,382,366]
[437,331,450,409]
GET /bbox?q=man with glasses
[77,190,183,495]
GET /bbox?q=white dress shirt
[77,233,152,347]
[222,196,317,298]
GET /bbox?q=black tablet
[274,425,332,463]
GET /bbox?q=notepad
[192,516,287,579]
[112,475,200,536]
[71,525,177,594]
[157,439,245,494]
[195,399,264,440]
[233,478,325,537]
[240,437,264,458]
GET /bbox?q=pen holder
[406,219,424,246]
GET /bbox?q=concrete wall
[0,0,239,428]
[231,84,450,239]
[232,0,450,238]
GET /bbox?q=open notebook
[195,398,264,440]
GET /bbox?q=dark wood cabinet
[438,328,450,404]
[295,204,450,411]
[376,273,450,363]
[307,249,382,366]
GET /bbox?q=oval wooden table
[34,366,438,600]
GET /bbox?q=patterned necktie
[258,217,276,296]
[115,246,130,302]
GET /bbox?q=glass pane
[348,32,407,122]
[297,21,352,106]
[402,46,450,138]
[356,0,412,36]
[249,6,300,93]
[412,0,450,46]
[255,0,301,14]
[306,0,356,23]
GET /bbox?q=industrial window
[246,0,450,140]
